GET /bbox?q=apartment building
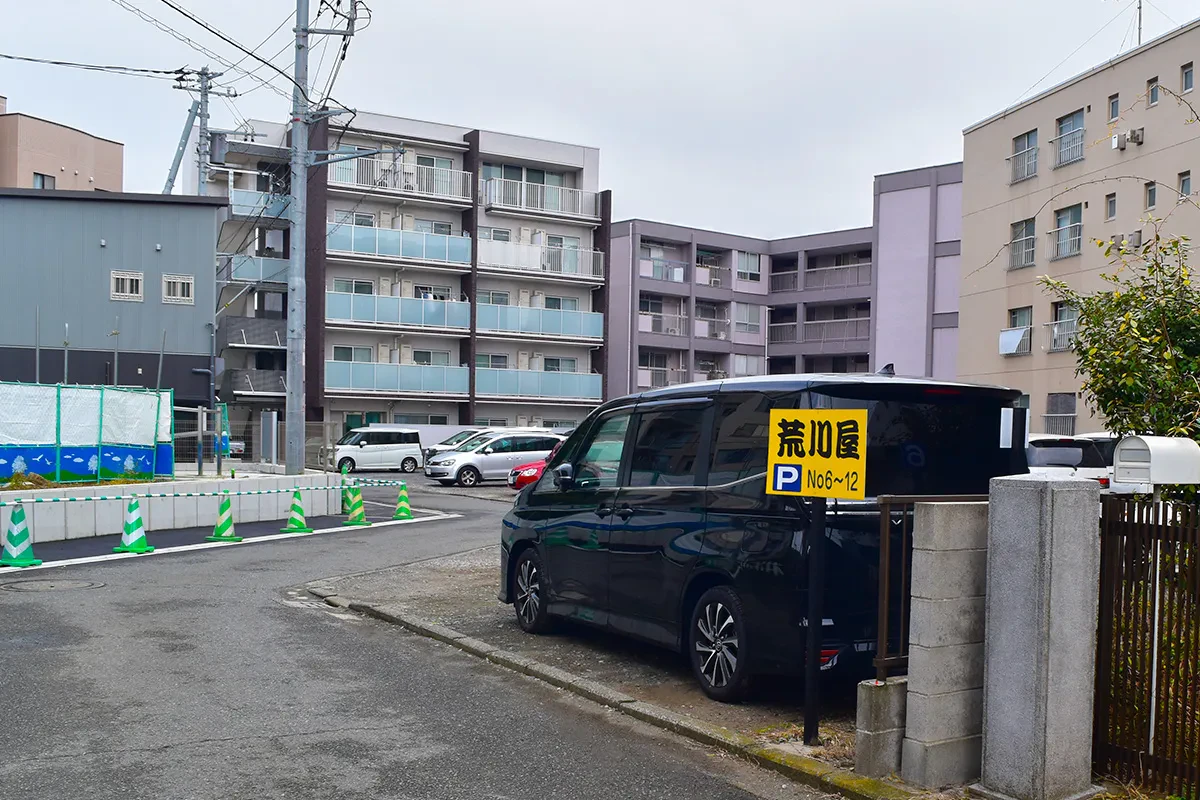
[0,95,123,191]
[960,18,1200,435]
[608,164,960,391]
[202,113,611,433]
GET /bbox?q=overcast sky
[3,0,1195,237]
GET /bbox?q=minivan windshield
[438,429,481,447]
[337,431,364,446]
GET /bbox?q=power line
[0,51,185,79]
[1011,3,1132,106]
[225,8,295,73]
[1142,0,1178,27]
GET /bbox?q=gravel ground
[325,544,858,765]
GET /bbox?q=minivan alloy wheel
[515,558,540,626]
[695,602,739,688]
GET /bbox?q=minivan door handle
[614,504,634,521]
[595,505,613,517]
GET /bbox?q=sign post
[766,408,867,745]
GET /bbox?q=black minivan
[498,374,1027,701]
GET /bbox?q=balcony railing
[224,368,286,396]
[482,178,599,219]
[1048,224,1082,261]
[640,257,689,283]
[638,312,689,336]
[217,316,286,350]
[1009,236,1036,269]
[1046,318,1078,352]
[328,156,472,204]
[219,254,290,283]
[1007,146,1039,183]
[475,368,602,400]
[325,291,470,330]
[768,322,798,343]
[770,271,798,292]
[326,221,471,266]
[477,239,604,279]
[1051,129,1085,168]
[694,262,730,288]
[230,189,289,219]
[693,317,730,340]
[476,304,603,339]
[999,325,1032,356]
[637,367,689,389]
[325,361,469,395]
[1042,414,1077,436]
[803,263,873,290]
[803,318,871,343]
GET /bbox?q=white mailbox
[1113,435,1200,486]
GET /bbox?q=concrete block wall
[855,676,908,778]
[901,501,989,789]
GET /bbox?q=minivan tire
[512,548,553,633]
[401,457,418,473]
[689,586,752,703]
[456,466,482,487]
[337,457,356,473]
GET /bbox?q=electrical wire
[0,51,185,79]
[225,8,295,74]
[1143,0,1178,27]
[1010,3,1133,106]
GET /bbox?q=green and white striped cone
[113,497,154,554]
[0,503,41,568]
[342,485,370,527]
[392,482,412,521]
[206,492,243,543]
[280,489,313,533]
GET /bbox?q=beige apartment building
[0,95,123,191]
[959,18,1200,435]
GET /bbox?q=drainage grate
[0,579,106,593]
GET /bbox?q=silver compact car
[424,431,565,487]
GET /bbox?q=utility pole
[170,68,236,196]
[1137,0,1143,46]
[285,0,311,475]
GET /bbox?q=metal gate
[1094,495,1199,797]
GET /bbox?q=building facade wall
[0,114,123,191]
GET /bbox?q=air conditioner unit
[666,327,679,335]
[532,416,543,426]
[1112,133,1127,151]
[710,278,722,287]
[517,415,529,427]
[717,332,728,340]
[1128,127,1145,145]
[1129,230,1144,247]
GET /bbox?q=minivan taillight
[1094,477,1110,488]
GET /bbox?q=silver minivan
[424,431,564,487]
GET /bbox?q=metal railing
[1009,236,1037,269]
[217,316,286,349]
[223,368,286,396]
[803,263,873,290]
[1007,146,1039,183]
[477,239,604,279]
[325,291,471,330]
[1051,129,1085,168]
[693,317,730,340]
[324,361,469,395]
[1042,414,1077,436]
[230,189,289,219]
[328,156,473,203]
[1000,325,1032,356]
[637,367,688,389]
[638,312,689,336]
[642,257,689,283]
[768,322,798,343]
[325,221,471,266]
[694,263,730,288]
[219,254,290,283]
[1048,224,1082,260]
[770,271,798,292]
[482,178,599,219]
[475,368,602,400]
[803,318,871,343]
[1046,318,1078,352]
[477,304,604,339]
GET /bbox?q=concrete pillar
[972,476,1102,800]
[855,677,907,778]
[901,501,989,788]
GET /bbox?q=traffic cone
[342,485,370,527]
[340,461,351,513]
[280,489,313,533]
[0,503,41,568]
[206,492,243,543]
[392,482,413,521]
[113,497,155,554]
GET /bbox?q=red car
[507,439,565,490]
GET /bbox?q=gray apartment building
[0,188,224,405]
[608,163,962,391]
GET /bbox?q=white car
[424,431,565,487]
[334,425,424,473]
[1026,434,1110,485]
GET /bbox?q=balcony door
[416,155,453,196]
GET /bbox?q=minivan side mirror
[482,447,494,455]
[357,440,366,447]
[553,463,575,490]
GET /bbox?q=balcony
[768,322,798,343]
[325,291,470,332]
[326,222,471,267]
[325,361,469,396]
[1042,414,1077,436]
[694,262,730,288]
[998,326,1032,356]
[1048,224,1082,261]
[1051,129,1084,168]
[1046,318,1078,352]
[477,304,603,340]
[803,263,873,290]
[229,189,289,220]
[770,271,799,292]
[482,178,600,221]
[1007,147,1038,183]
[803,318,871,344]
[219,254,289,284]
[640,257,689,284]
[217,316,286,350]
[475,368,602,401]
[1009,236,1036,269]
[327,156,472,205]
[223,368,286,397]
[637,367,689,389]
[693,317,730,341]
[638,312,689,336]
[477,239,604,282]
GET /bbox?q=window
[414,219,452,236]
[162,274,195,305]
[332,346,373,362]
[416,154,452,170]
[628,404,707,487]
[543,357,576,373]
[32,172,55,190]
[1009,306,1032,329]
[736,252,761,281]
[1149,77,1160,106]
[1185,62,1194,93]
[639,351,668,369]
[1002,306,1033,356]
[334,210,375,227]
[482,163,524,182]
[1180,171,1192,200]
[475,353,509,369]
[1009,218,1036,268]
[639,295,663,314]
[413,284,453,300]
[1146,181,1157,209]
[543,419,577,428]
[1051,204,1083,260]
[733,354,763,376]
[1106,193,1117,220]
[332,278,374,294]
[706,393,770,487]
[479,227,511,242]
[412,350,451,366]
[1054,110,1084,167]
[1045,393,1078,436]
[571,413,632,490]
[1051,302,1078,353]
[734,303,762,333]
[474,417,509,426]
[544,295,579,311]
[1016,394,1030,409]
[1108,94,1120,121]
[110,271,143,302]
[1013,129,1037,153]
[1010,129,1038,182]
[546,234,580,249]
[394,413,449,425]
[477,289,510,305]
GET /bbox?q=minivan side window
[628,407,706,487]
[574,413,632,490]
[706,392,771,485]
[487,437,515,453]
[529,437,560,452]
[402,432,420,444]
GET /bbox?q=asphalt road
[0,478,818,800]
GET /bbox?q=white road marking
[0,512,463,575]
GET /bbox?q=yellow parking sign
[766,409,867,499]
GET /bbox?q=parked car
[425,431,565,487]
[507,439,569,490]
[1072,431,1152,493]
[498,373,1028,702]
[423,428,485,462]
[1026,434,1111,487]
[334,425,423,473]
